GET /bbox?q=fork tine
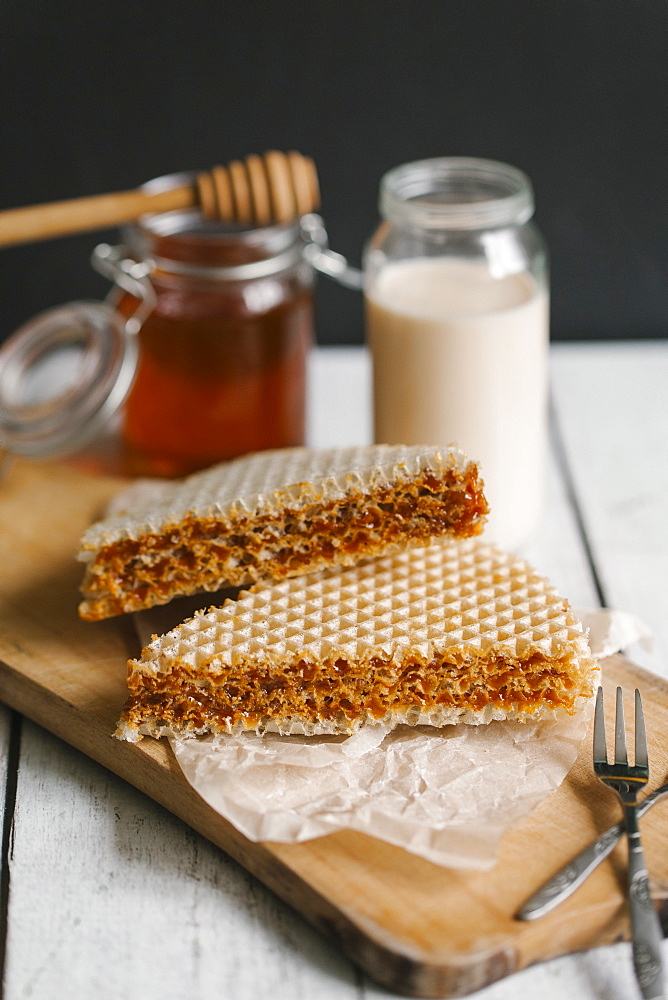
[593,686,607,763]
[615,686,628,765]
[634,688,649,769]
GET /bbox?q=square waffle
[117,537,595,741]
[78,444,487,621]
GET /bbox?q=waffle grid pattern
[138,539,590,674]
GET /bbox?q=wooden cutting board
[2,458,668,999]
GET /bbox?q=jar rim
[122,171,302,278]
[379,157,535,230]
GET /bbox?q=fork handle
[517,819,626,919]
[518,786,668,920]
[624,803,666,999]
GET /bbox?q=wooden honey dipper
[0,150,320,249]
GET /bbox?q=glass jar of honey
[0,175,316,480]
[116,186,314,477]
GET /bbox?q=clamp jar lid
[0,299,138,459]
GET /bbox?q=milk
[366,257,549,550]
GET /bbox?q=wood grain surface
[1,455,668,998]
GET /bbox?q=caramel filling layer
[121,650,583,736]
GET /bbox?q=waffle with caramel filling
[116,537,595,742]
[78,444,487,621]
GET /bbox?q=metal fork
[594,686,665,999]
[517,776,668,920]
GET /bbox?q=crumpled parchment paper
[134,605,651,869]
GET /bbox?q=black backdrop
[0,0,665,345]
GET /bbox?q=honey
[118,211,314,478]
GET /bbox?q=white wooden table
[1,340,667,1000]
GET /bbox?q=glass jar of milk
[364,157,549,551]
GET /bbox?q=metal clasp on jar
[91,242,157,333]
[300,214,364,290]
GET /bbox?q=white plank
[0,704,12,897]
[307,346,373,448]
[521,424,601,610]
[0,704,10,811]
[3,721,360,1000]
[551,342,668,672]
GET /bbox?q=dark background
[0,0,665,346]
